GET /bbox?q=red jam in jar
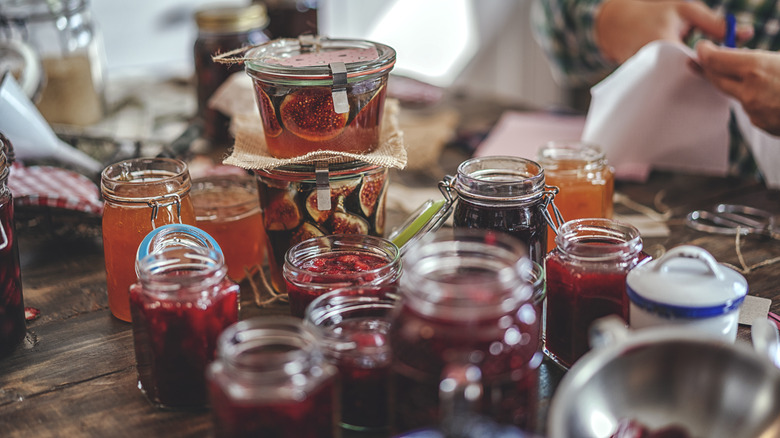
[284,234,401,317]
[130,229,239,409]
[544,218,648,369]
[244,37,396,158]
[0,143,25,359]
[305,285,397,432]
[207,317,339,438]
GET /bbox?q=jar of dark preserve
[130,224,239,410]
[206,317,340,438]
[544,218,648,369]
[0,141,25,359]
[194,3,270,146]
[443,156,562,266]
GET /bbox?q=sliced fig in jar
[305,190,332,224]
[359,172,387,217]
[374,184,388,236]
[351,84,386,128]
[279,87,348,141]
[256,87,283,137]
[290,221,326,247]
[263,191,302,231]
[304,178,361,223]
[330,212,370,235]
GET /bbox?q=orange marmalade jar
[537,141,614,252]
[101,158,196,322]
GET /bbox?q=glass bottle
[544,218,647,369]
[206,316,340,438]
[443,155,562,266]
[388,229,542,433]
[0,0,107,126]
[194,3,270,146]
[0,140,25,359]
[130,224,239,409]
[537,141,614,252]
[100,158,196,322]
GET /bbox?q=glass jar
[537,141,614,252]
[389,229,541,433]
[192,174,266,282]
[0,0,106,126]
[284,234,401,318]
[244,36,396,158]
[207,316,340,438]
[194,4,270,147]
[0,142,25,359]
[305,285,398,432]
[101,158,196,322]
[255,160,389,293]
[262,0,318,38]
[130,226,239,410]
[443,156,562,266]
[544,218,647,369]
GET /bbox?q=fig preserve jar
[537,141,614,252]
[244,36,396,158]
[305,285,399,432]
[101,158,196,322]
[255,160,389,293]
[206,317,340,438]
[443,156,562,266]
[544,218,647,369]
[130,225,239,410]
[388,229,542,433]
[284,234,401,317]
[0,145,25,359]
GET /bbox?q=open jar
[244,36,396,158]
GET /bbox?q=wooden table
[2,119,780,437]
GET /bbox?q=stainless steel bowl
[548,318,780,438]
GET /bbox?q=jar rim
[135,246,226,293]
[192,174,260,220]
[454,155,546,203]
[537,141,608,171]
[101,157,192,203]
[555,218,643,259]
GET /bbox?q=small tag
[315,161,331,211]
[738,295,772,326]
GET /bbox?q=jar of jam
[130,224,239,409]
[244,36,396,158]
[388,229,541,433]
[0,141,25,359]
[544,218,647,369]
[537,141,614,252]
[194,4,270,147]
[442,156,562,266]
[207,316,340,437]
[284,234,401,317]
[192,174,265,282]
[255,160,389,293]
[101,158,196,322]
[304,285,398,432]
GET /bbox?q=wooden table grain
[2,148,780,437]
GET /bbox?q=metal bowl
[548,318,780,438]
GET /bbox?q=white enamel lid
[626,245,748,318]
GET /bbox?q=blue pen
[724,13,736,48]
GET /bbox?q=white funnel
[0,72,102,174]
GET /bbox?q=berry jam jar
[244,36,396,158]
[206,317,340,438]
[284,234,401,318]
[304,285,399,432]
[256,160,389,293]
[537,141,614,253]
[194,3,270,146]
[130,225,239,409]
[192,174,265,282]
[101,158,196,322]
[0,143,25,359]
[388,229,542,433]
[544,218,647,369]
[443,156,562,266]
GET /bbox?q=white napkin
[582,41,732,181]
[732,102,780,189]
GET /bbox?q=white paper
[582,41,732,181]
[732,101,780,189]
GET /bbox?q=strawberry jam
[0,151,25,359]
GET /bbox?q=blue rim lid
[136,224,222,262]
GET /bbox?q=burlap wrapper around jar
[224,98,407,170]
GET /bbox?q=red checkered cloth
[8,163,103,216]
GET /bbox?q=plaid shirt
[532,0,780,178]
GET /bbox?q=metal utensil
[686,204,777,237]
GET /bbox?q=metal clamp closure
[438,175,458,204]
[314,161,332,211]
[298,34,320,51]
[148,193,183,229]
[329,62,349,114]
[542,185,565,235]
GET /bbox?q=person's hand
[595,0,753,63]
[696,40,780,136]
